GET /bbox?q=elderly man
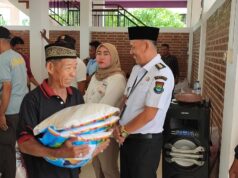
[114,26,174,178]
[0,26,28,178]
[17,41,108,178]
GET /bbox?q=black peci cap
[128,26,160,41]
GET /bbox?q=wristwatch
[120,125,129,138]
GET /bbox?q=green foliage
[22,19,30,26]
[0,16,7,25]
[130,8,186,28]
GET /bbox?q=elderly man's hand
[0,115,8,131]
[54,137,89,158]
[229,158,238,178]
[93,139,110,157]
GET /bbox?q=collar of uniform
[40,79,73,98]
[143,54,162,72]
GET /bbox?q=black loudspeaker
[162,101,210,178]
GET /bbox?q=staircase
[18,0,29,9]
[49,0,145,27]
[92,3,146,27]
[8,0,29,16]
[8,0,145,27]
[49,0,80,26]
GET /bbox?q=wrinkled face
[160,46,169,57]
[49,58,77,87]
[89,46,96,59]
[96,46,112,69]
[12,44,24,54]
[129,40,146,66]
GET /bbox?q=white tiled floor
[80,158,163,178]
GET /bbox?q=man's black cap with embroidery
[0,26,11,39]
[45,41,77,61]
[128,26,159,41]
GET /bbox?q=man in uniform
[17,41,108,178]
[160,43,179,84]
[0,26,28,178]
[114,26,174,178]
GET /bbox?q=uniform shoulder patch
[154,76,167,81]
[155,63,166,70]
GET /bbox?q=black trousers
[0,114,19,178]
[120,133,163,178]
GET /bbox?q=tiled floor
[80,158,163,178]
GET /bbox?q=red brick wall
[92,32,189,77]
[191,27,201,86]
[49,31,80,54]
[158,33,189,79]
[9,30,189,78]
[203,0,231,134]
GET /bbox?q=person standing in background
[0,26,28,178]
[10,36,39,90]
[114,26,174,178]
[160,43,179,84]
[84,41,101,76]
[84,43,126,178]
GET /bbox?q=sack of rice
[33,103,120,168]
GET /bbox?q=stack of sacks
[33,103,120,168]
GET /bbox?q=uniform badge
[145,76,150,81]
[154,76,167,81]
[155,63,166,70]
[154,81,164,94]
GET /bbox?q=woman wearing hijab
[84,43,126,178]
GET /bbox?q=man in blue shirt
[0,26,28,178]
[84,41,101,76]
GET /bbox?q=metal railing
[48,1,145,27]
[49,0,80,26]
[92,3,146,27]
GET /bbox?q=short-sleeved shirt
[0,49,28,114]
[17,79,84,178]
[86,58,98,76]
[84,73,126,107]
[71,58,87,88]
[119,54,174,134]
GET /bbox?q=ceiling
[48,0,187,9]
[105,0,187,8]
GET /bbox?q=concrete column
[80,0,92,60]
[219,0,238,177]
[29,0,49,84]
[203,0,216,13]
[198,21,207,92]
[188,0,202,27]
